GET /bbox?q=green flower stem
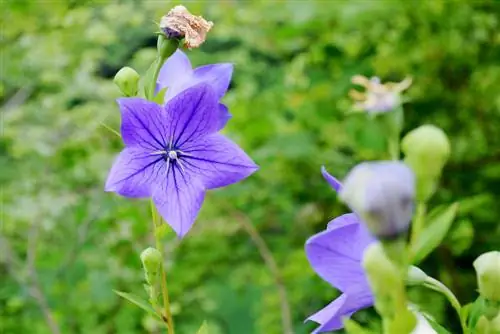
[147,58,163,100]
[423,276,467,333]
[388,137,400,161]
[150,201,175,334]
[411,202,426,245]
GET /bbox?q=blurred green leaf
[446,219,474,256]
[196,321,209,334]
[411,203,459,264]
[466,297,486,330]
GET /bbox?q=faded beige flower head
[349,75,412,113]
[160,5,213,49]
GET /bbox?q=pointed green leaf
[140,58,159,100]
[422,314,452,334]
[411,203,459,264]
[113,290,161,320]
[343,318,373,333]
[466,297,486,329]
[196,321,209,334]
[153,87,167,104]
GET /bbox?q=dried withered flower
[160,5,213,49]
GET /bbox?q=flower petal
[308,289,373,333]
[152,167,206,238]
[305,214,375,292]
[217,103,232,130]
[192,63,233,99]
[157,49,192,91]
[117,98,168,150]
[321,166,342,192]
[165,84,220,148]
[180,133,258,189]
[105,147,164,198]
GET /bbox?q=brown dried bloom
[160,5,213,49]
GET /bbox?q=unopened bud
[407,266,429,286]
[474,251,500,303]
[339,161,415,239]
[157,34,179,62]
[402,125,451,201]
[114,67,140,97]
[140,247,162,285]
[362,243,405,316]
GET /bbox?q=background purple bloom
[305,168,375,332]
[105,83,258,238]
[157,49,233,130]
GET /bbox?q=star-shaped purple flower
[105,83,258,238]
[305,167,375,333]
[157,49,233,130]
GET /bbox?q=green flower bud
[157,34,179,62]
[407,266,429,286]
[402,125,451,201]
[114,66,140,97]
[474,251,500,303]
[140,247,162,285]
[363,243,405,316]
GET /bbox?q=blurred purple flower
[157,50,233,130]
[305,168,375,333]
[105,83,258,238]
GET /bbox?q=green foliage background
[1,0,499,333]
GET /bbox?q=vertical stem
[388,138,400,161]
[147,57,162,100]
[151,201,175,334]
[411,202,426,245]
[234,211,293,334]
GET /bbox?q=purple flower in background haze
[305,168,375,333]
[339,161,415,239]
[157,49,233,130]
[105,83,258,238]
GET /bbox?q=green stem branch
[423,276,466,333]
[151,201,175,334]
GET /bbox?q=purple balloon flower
[157,49,233,130]
[105,83,258,238]
[305,167,375,333]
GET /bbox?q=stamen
[176,150,195,158]
[150,150,167,156]
[176,158,186,173]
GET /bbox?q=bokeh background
[2,0,500,333]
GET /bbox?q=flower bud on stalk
[339,161,415,240]
[114,67,140,97]
[474,251,500,321]
[140,247,163,286]
[363,243,417,332]
[402,125,451,202]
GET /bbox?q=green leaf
[411,203,459,264]
[153,87,167,104]
[422,314,452,334]
[196,321,209,334]
[140,58,159,100]
[446,218,474,256]
[113,290,161,320]
[466,297,486,330]
[343,318,374,333]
